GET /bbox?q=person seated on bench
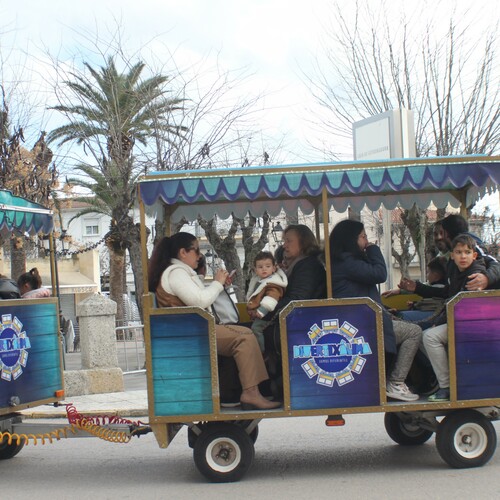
[329,219,422,402]
[17,268,51,299]
[400,234,488,402]
[382,256,447,327]
[148,232,280,411]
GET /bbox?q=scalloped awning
[0,189,54,236]
[138,155,500,221]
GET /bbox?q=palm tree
[49,56,185,321]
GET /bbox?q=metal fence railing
[115,323,145,373]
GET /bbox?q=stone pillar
[64,294,124,396]
[78,294,119,369]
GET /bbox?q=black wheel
[384,413,434,446]
[188,427,198,449]
[249,424,259,444]
[188,423,207,449]
[236,420,259,444]
[193,423,255,482]
[0,438,25,460]
[436,410,497,468]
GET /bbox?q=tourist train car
[137,154,500,482]
[0,190,63,458]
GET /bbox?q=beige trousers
[215,324,269,389]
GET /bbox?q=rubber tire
[249,424,259,444]
[0,438,24,460]
[193,423,255,482]
[188,427,199,449]
[436,410,497,468]
[384,413,434,446]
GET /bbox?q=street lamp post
[272,222,284,245]
[205,249,218,275]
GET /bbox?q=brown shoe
[240,399,281,411]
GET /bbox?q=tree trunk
[127,222,149,320]
[10,237,26,282]
[109,247,125,325]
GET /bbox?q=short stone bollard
[64,294,124,396]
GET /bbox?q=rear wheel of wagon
[436,410,497,468]
[193,423,255,482]
[384,413,434,446]
[0,438,25,460]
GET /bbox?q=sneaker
[386,381,419,402]
[428,387,450,402]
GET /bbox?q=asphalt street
[2,413,500,499]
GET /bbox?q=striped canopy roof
[138,155,500,221]
[0,189,53,236]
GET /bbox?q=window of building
[84,223,100,236]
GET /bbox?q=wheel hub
[455,423,487,458]
[462,435,472,446]
[211,441,237,467]
[215,444,234,463]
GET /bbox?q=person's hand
[224,270,236,287]
[247,309,258,320]
[382,288,400,297]
[399,277,416,292]
[466,273,488,291]
[214,269,229,285]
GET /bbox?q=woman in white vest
[148,232,280,411]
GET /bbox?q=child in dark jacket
[422,234,486,401]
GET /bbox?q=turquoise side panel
[150,313,213,416]
[0,300,62,410]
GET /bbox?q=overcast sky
[1,0,498,166]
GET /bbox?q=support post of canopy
[322,187,332,298]
[314,205,321,243]
[48,233,58,298]
[138,187,149,296]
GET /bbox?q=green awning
[0,190,53,236]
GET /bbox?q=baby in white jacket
[246,251,288,351]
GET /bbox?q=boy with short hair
[425,234,487,402]
[247,251,288,352]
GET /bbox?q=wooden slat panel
[153,378,212,403]
[453,295,500,401]
[149,312,213,417]
[154,400,213,416]
[151,336,210,358]
[1,301,62,409]
[151,356,210,380]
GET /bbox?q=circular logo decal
[0,314,31,381]
[293,318,372,387]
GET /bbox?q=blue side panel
[454,296,500,400]
[150,313,213,416]
[0,301,62,410]
[286,304,380,410]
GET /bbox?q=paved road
[2,413,500,499]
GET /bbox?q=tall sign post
[352,109,416,288]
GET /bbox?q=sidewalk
[20,363,149,419]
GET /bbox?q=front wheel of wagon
[193,423,255,482]
[436,410,497,468]
[384,413,434,446]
